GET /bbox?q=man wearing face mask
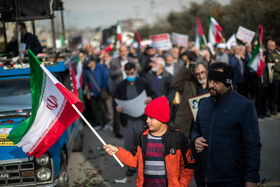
[114,62,157,177]
[190,62,261,187]
[109,45,135,138]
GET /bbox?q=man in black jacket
[6,22,42,57]
[191,62,261,187]
[114,62,157,176]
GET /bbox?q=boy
[104,96,194,187]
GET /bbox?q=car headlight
[36,167,51,181]
[36,153,49,166]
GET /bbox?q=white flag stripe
[145,161,165,166]
[250,54,261,72]
[76,60,82,89]
[40,64,59,84]
[18,74,66,153]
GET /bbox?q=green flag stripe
[248,37,261,67]
[8,50,44,143]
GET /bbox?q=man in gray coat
[109,45,135,138]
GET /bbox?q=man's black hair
[79,49,88,55]
[125,62,136,71]
[209,62,234,80]
[19,22,26,29]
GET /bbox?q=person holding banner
[109,45,135,138]
[104,96,195,187]
[191,62,261,187]
[114,62,156,176]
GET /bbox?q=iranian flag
[195,16,207,50]
[113,20,122,55]
[8,50,83,158]
[208,15,222,45]
[247,25,264,77]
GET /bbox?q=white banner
[114,91,147,118]
[236,26,255,44]
[171,32,188,47]
[140,39,152,47]
[226,33,237,49]
[150,33,172,50]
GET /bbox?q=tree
[138,0,280,42]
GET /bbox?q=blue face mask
[127,75,136,82]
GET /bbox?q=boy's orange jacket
[116,126,195,187]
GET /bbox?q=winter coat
[116,126,195,187]
[170,66,197,139]
[190,88,261,183]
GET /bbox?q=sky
[62,0,230,29]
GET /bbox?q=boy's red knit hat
[145,96,170,123]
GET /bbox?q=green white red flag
[8,50,84,158]
[195,16,207,50]
[208,15,222,45]
[247,25,264,77]
[113,20,122,56]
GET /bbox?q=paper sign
[150,33,172,50]
[20,42,26,57]
[226,33,237,49]
[236,26,255,44]
[188,93,210,121]
[0,125,16,146]
[171,32,188,47]
[115,91,147,118]
[140,39,152,47]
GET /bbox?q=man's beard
[152,66,160,73]
[197,78,207,85]
[120,55,127,61]
[209,88,220,100]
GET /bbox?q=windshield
[0,78,31,113]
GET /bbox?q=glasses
[194,71,206,77]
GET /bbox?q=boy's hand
[104,144,119,156]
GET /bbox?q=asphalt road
[68,113,280,187]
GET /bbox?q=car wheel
[73,130,84,152]
[57,150,69,187]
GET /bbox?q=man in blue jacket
[83,55,109,128]
[190,62,261,187]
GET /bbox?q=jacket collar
[211,87,233,104]
[143,124,178,136]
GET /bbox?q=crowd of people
[79,38,280,128]
[73,37,279,186]
[3,17,279,187]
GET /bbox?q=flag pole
[71,104,124,168]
